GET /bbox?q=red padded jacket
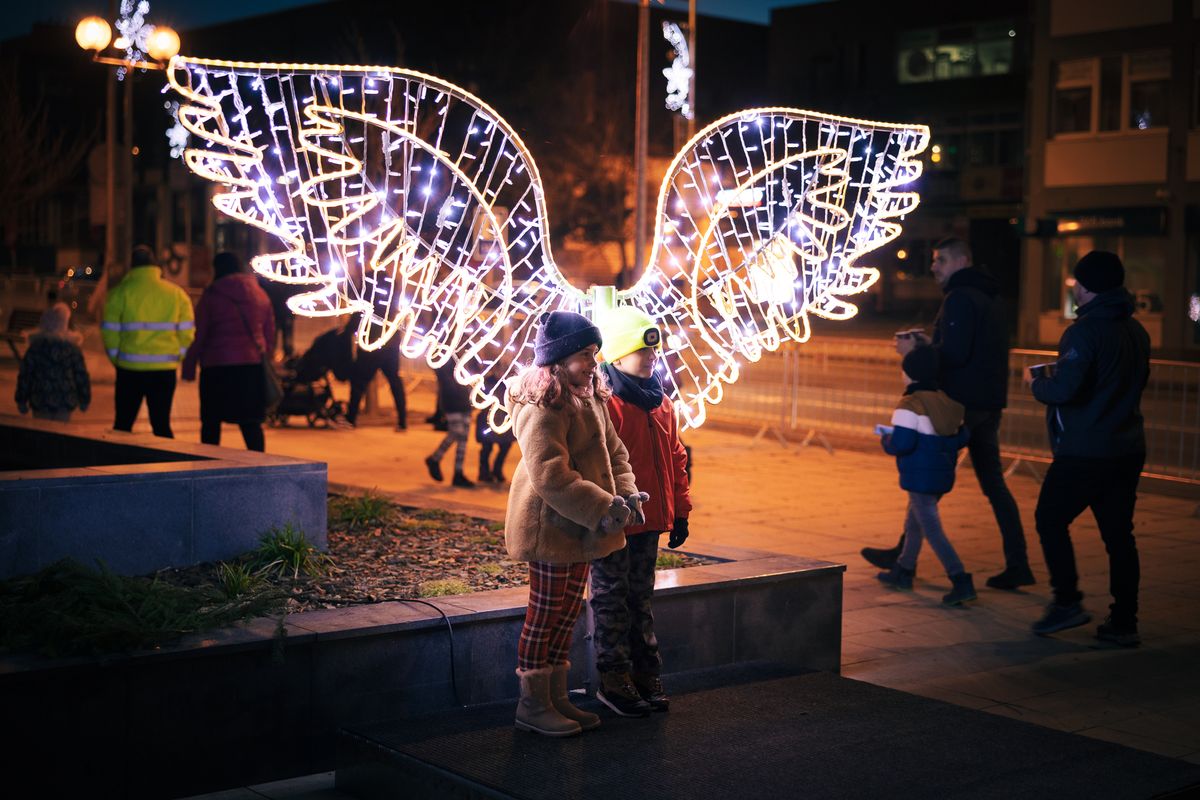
[605,393,692,535]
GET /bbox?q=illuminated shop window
[897,22,1015,84]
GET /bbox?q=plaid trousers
[517,560,590,670]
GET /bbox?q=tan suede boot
[549,662,601,730]
[514,667,582,737]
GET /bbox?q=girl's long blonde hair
[509,361,611,414]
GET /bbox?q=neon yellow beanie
[596,305,662,363]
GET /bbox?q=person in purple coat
[182,252,274,451]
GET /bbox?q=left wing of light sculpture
[167,56,928,432]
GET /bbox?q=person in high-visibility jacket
[102,245,195,438]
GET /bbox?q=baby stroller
[269,326,353,428]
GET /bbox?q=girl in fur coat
[503,311,643,737]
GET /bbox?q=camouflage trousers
[589,531,663,676]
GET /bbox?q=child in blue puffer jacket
[878,346,975,606]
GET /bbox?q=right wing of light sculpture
[617,109,929,428]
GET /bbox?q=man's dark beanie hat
[1073,250,1125,293]
[534,311,603,367]
[902,345,940,385]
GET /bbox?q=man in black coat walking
[862,237,1034,589]
[1028,251,1150,645]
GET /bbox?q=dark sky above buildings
[1,0,819,42]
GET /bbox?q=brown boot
[549,662,601,730]
[514,667,582,737]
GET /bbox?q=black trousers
[590,531,663,677]
[201,420,265,451]
[347,347,406,426]
[1035,453,1143,625]
[964,408,1028,569]
[113,368,176,438]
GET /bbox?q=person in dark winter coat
[15,303,91,422]
[867,237,1033,591]
[345,320,407,431]
[425,360,475,487]
[877,346,975,606]
[504,311,639,737]
[590,306,691,717]
[182,252,274,451]
[475,373,516,482]
[1028,251,1150,646]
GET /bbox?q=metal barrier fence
[706,338,1200,486]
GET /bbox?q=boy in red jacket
[590,306,692,716]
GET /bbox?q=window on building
[1127,51,1170,130]
[897,22,1015,84]
[1045,235,1165,319]
[1052,50,1170,136]
[1054,59,1095,134]
[1099,56,1122,131]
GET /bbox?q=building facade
[1023,0,1199,354]
[769,0,1032,322]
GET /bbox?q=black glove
[668,517,689,549]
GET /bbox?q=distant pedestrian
[1029,251,1150,646]
[257,275,297,360]
[14,303,91,422]
[504,310,639,737]
[475,373,515,482]
[863,237,1034,590]
[103,245,195,438]
[346,334,407,431]
[876,346,975,605]
[425,361,474,487]
[590,306,690,716]
[182,252,274,451]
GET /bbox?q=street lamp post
[74,4,180,307]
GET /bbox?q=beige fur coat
[504,392,638,563]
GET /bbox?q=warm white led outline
[168,56,930,432]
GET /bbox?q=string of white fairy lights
[168,56,929,431]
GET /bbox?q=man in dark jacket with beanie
[1028,251,1150,645]
[864,237,1033,589]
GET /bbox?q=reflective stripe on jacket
[102,265,196,371]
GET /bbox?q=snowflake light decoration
[167,56,929,432]
[164,100,189,158]
[114,0,153,80]
[662,22,694,120]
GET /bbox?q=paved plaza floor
[2,334,1198,798]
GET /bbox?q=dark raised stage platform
[335,665,1200,799]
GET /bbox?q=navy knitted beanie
[534,311,602,367]
[902,345,939,385]
[1073,250,1124,293]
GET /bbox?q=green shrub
[418,578,470,597]
[0,560,283,657]
[330,490,393,529]
[251,524,330,580]
[656,552,686,569]
[216,562,263,599]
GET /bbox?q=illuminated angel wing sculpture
[168,56,929,431]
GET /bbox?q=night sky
[0,0,822,42]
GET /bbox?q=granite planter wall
[0,544,843,798]
[0,415,327,579]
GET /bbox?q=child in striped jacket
[877,346,976,606]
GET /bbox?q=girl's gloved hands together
[598,496,632,534]
[625,492,650,526]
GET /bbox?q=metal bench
[1,307,43,359]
